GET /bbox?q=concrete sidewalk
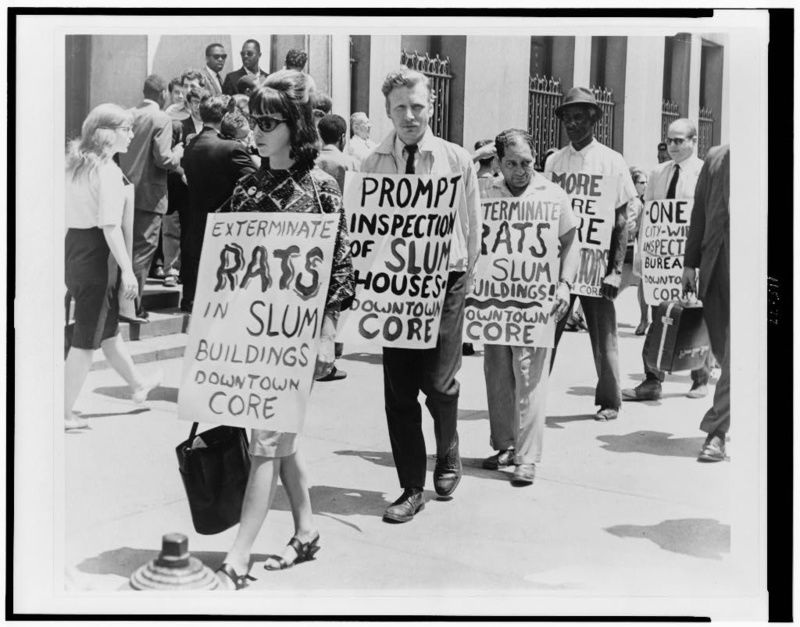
[64,288,734,609]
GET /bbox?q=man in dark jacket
[222,39,268,96]
[180,95,256,311]
[682,145,730,462]
[119,74,184,317]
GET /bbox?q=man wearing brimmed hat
[544,86,637,422]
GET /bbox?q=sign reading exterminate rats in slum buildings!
[464,191,562,347]
[339,172,460,349]
[548,170,615,297]
[178,213,338,433]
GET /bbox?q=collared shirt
[316,144,358,194]
[344,135,377,164]
[244,66,262,77]
[645,154,704,201]
[544,138,637,209]
[482,173,578,238]
[361,128,482,273]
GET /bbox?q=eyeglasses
[211,54,227,60]
[665,137,694,146]
[241,51,259,57]
[250,115,286,132]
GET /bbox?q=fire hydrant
[130,533,219,590]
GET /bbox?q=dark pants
[699,252,730,436]
[132,209,162,306]
[641,305,711,385]
[551,293,621,410]
[382,271,466,489]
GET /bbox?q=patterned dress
[230,163,355,313]
[229,162,355,456]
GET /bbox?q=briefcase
[175,423,251,535]
[644,300,711,373]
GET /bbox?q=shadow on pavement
[545,413,597,429]
[596,431,706,458]
[76,547,274,579]
[458,409,488,421]
[565,385,596,397]
[93,385,179,403]
[76,408,150,419]
[340,352,383,365]
[268,484,391,521]
[605,518,730,560]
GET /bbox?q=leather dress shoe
[510,463,536,486]
[595,407,619,421]
[686,383,708,399]
[697,432,726,462]
[622,380,662,401]
[434,437,462,497]
[482,448,515,470]
[316,366,347,382]
[383,489,425,523]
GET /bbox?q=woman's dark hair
[249,69,319,169]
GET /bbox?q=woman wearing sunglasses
[216,70,354,590]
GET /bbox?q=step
[122,308,191,341]
[141,278,181,310]
[90,331,188,371]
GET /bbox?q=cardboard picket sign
[639,198,694,306]
[548,171,616,297]
[464,192,562,347]
[339,171,460,349]
[178,213,338,433]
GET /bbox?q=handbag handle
[188,422,199,442]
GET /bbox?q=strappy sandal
[216,563,256,590]
[264,533,321,571]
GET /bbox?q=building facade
[66,32,728,174]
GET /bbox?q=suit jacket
[181,127,257,255]
[222,67,269,95]
[315,145,358,194]
[201,65,224,96]
[118,100,182,214]
[684,145,729,300]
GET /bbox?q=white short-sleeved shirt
[544,138,637,209]
[482,173,578,238]
[66,160,126,229]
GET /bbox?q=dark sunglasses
[250,115,286,132]
[211,54,227,60]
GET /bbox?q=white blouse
[65,160,126,229]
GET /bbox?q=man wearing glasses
[223,39,268,96]
[623,118,711,402]
[202,43,227,96]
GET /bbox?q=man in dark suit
[119,74,184,316]
[180,95,257,311]
[222,39,268,96]
[682,145,730,463]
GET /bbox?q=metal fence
[591,85,615,148]
[528,74,563,170]
[661,99,681,141]
[400,49,452,140]
[698,106,715,159]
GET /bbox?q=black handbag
[175,423,252,535]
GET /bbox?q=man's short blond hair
[381,66,433,103]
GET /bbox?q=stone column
[329,34,351,119]
[368,35,402,141]
[688,34,702,126]
[623,36,666,172]
[572,36,592,88]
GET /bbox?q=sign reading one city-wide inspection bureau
[548,171,616,297]
[638,198,694,306]
[178,213,338,433]
[464,194,562,347]
[339,172,460,349]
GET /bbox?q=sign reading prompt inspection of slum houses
[638,198,694,306]
[465,193,562,347]
[548,171,615,297]
[339,172,460,349]
[178,213,338,433]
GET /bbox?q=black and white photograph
[11,6,781,621]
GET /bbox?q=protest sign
[178,213,338,433]
[548,171,615,297]
[638,198,694,306]
[339,172,460,349]
[465,192,562,347]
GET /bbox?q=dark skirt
[65,228,119,350]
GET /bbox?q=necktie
[666,163,680,199]
[216,73,222,89]
[404,144,418,174]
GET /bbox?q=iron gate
[400,49,452,140]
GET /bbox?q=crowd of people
[64,39,730,590]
